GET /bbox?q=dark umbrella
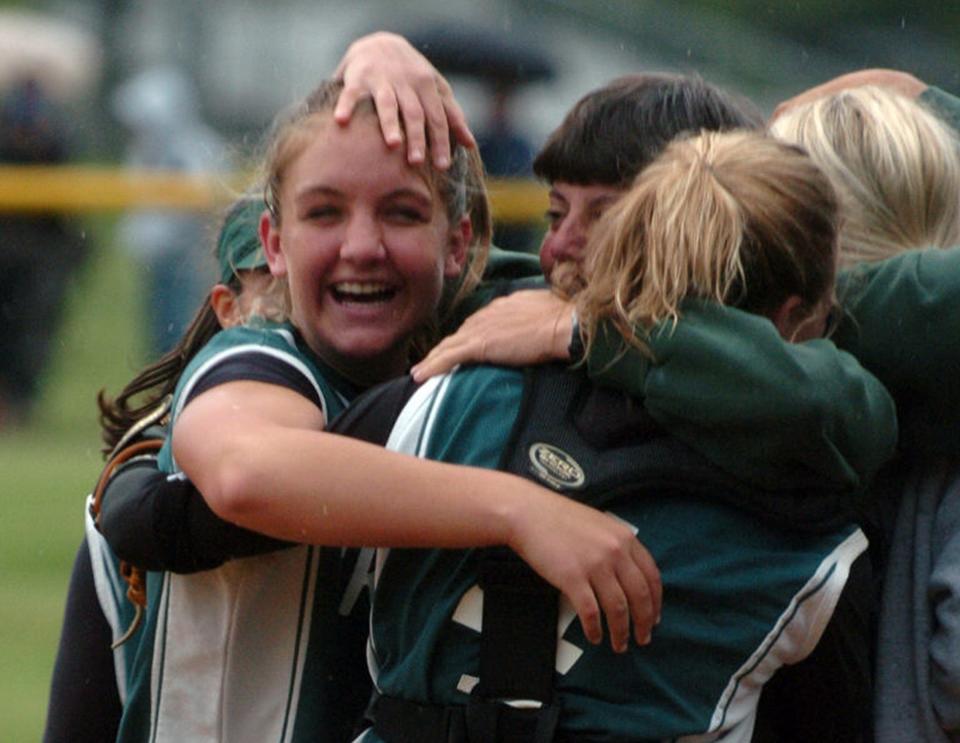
[403,23,555,87]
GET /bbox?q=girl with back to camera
[422,68,960,742]
[331,130,885,742]
[106,79,659,743]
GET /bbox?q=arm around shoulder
[587,301,897,491]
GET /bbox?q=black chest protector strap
[368,364,852,742]
[475,549,559,703]
[473,363,761,715]
[471,364,648,714]
[471,365,592,709]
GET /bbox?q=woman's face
[264,115,469,382]
[540,181,625,285]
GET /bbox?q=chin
[550,262,587,297]
[328,333,410,377]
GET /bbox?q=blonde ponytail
[577,130,839,355]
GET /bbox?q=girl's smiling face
[263,114,469,383]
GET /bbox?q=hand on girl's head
[333,31,476,170]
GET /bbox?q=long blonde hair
[577,130,839,355]
[771,86,960,267]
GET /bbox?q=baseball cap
[217,197,268,284]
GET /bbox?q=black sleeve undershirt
[97,351,320,572]
[187,351,322,409]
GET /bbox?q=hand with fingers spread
[771,68,927,122]
[507,487,662,652]
[412,289,575,382]
[334,31,476,169]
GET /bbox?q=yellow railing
[0,165,547,223]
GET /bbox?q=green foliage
[683,0,960,41]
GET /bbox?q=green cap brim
[217,197,268,284]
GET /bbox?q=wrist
[487,473,539,551]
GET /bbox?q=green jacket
[834,246,960,456]
[452,247,900,497]
[585,300,898,494]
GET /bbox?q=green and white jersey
[361,364,867,742]
[84,498,142,705]
[114,322,370,743]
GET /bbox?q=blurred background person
[111,65,225,356]
[403,23,552,253]
[0,75,86,428]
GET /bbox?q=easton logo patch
[528,443,586,490]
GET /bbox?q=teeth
[334,282,392,295]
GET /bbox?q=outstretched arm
[334,31,476,168]
[172,379,661,652]
[410,289,897,494]
[625,302,897,494]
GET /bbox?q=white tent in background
[0,9,101,100]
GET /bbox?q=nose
[340,212,386,263]
[540,217,587,278]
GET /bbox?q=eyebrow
[293,185,340,204]
[383,188,434,205]
[293,185,434,205]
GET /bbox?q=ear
[260,210,286,278]
[443,215,472,279]
[210,284,241,328]
[770,295,808,342]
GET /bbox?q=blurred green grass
[0,219,145,742]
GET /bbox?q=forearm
[176,423,527,548]
[171,375,664,650]
[98,459,291,572]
